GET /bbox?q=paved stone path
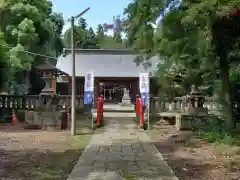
[67,117,178,180]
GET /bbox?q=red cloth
[136,96,140,115]
[96,96,104,126]
[138,98,144,127]
[96,97,101,125]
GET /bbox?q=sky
[51,0,132,35]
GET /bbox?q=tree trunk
[219,56,233,130]
[212,19,233,130]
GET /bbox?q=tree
[78,17,87,30]
[0,31,9,91]
[124,0,240,130]
[96,24,105,43]
[63,21,100,49]
[0,0,65,94]
[182,1,240,129]
[155,4,215,92]
[49,12,65,59]
[124,0,173,56]
[63,20,126,49]
[88,27,95,39]
[113,32,122,43]
[99,36,126,49]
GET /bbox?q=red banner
[136,94,144,128]
[139,97,144,127]
[96,96,103,126]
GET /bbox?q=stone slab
[67,116,178,180]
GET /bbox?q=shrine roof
[56,49,160,77]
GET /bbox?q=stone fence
[149,96,219,115]
[0,95,219,114]
[0,95,87,111]
[0,94,88,129]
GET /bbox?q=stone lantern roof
[35,59,69,96]
[35,59,69,76]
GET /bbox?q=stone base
[175,114,216,130]
[183,107,208,115]
[120,99,132,106]
[25,110,67,130]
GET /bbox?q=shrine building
[55,49,159,104]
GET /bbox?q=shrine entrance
[101,83,124,102]
[97,78,138,104]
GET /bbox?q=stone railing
[150,96,220,115]
[0,95,85,111]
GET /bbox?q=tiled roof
[35,59,55,70]
[56,49,160,77]
[35,59,69,76]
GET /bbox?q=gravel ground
[148,122,240,180]
[0,118,93,180]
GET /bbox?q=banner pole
[92,76,95,130]
[148,74,150,131]
[91,103,93,130]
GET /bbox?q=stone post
[39,71,54,109]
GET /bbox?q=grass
[195,123,240,146]
[121,171,137,180]
[32,134,92,180]
[0,112,94,180]
[0,127,92,180]
[194,120,240,173]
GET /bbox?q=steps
[103,103,135,113]
[103,104,136,118]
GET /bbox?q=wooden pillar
[130,79,138,103]
[51,77,56,94]
[79,78,84,96]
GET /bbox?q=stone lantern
[40,71,54,96]
[35,59,57,107]
[26,59,70,130]
[190,85,205,108]
[184,84,208,114]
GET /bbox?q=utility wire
[0,43,58,60]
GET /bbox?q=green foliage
[99,36,126,49]
[229,66,240,123]
[96,24,104,44]
[97,24,126,48]
[196,122,240,146]
[63,19,99,49]
[49,12,65,59]
[0,31,9,91]
[63,20,126,49]
[0,0,65,92]
[124,0,210,92]
[124,0,240,130]
[78,17,87,30]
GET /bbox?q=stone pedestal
[120,88,132,106]
[175,114,217,130]
[25,110,66,130]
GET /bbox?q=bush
[0,109,12,123]
[212,67,240,126]
[230,68,240,124]
[196,119,240,146]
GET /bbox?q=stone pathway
[67,117,178,180]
